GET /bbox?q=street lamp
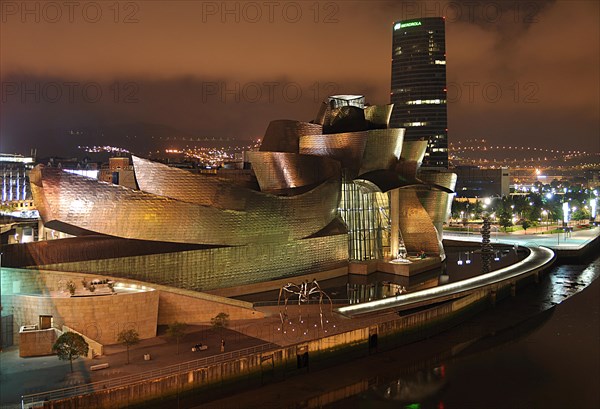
[541,210,548,231]
[562,202,570,227]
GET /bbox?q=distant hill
[22,123,251,157]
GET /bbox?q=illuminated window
[406,99,446,105]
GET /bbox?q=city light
[563,202,570,223]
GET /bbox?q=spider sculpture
[278,279,333,328]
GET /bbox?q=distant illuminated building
[99,157,136,189]
[453,166,511,198]
[390,17,448,168]
[0,153,34,210]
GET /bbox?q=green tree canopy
[499,210,513,232]
[53,332,89,372]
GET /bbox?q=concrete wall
[1,268,263,347]
[19,328,58,357]
[11,290,158,345]
[63,325,104,358]
[156,290,262,325]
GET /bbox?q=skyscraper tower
[390,17,448,168]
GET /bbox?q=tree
[117,328,140,364]
[166,321,187,355]
[53,332,89,372]
[521,219,531,233]
[473,200,484,219]
[211,312,230,329]
[65,280,76,296]
[572,208,590,222]
[212,312,230,347]
[499,210,513,232]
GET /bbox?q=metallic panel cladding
[258,120,323,153]
[298,128,404,178]
[33,231,349,291]
[245,151,340,193]
[417,171,458,242]
[31,164,340,246]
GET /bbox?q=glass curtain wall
[339,173,391,260]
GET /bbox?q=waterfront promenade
[444,224,600,252]
[7,227,599,408]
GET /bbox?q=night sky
[1,0,598,156]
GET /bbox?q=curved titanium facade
[259,120,323,153]
[416,171,457,242]
[245,151,340,194]
[32,164,340,246]
[396,188,444,257]
[396,140,428,181]
[28,93,458,290]
[364,104,394,129]
[132,155,249,210]
[299,128,404,178]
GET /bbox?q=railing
[21,342,276,407]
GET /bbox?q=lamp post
[542,209,548,231]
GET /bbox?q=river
[325,253,600,409]
[194,252,599,409]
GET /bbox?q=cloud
[1,0,598,155]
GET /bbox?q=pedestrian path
[444,225,599,251]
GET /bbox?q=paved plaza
[444,224,600,250]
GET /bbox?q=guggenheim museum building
[6,95,456,293]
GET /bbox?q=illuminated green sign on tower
[394,21,422,30]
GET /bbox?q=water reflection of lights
[548,262,600,306]
[391,258,412,264]
[375,366,446,402]
[338,246,554,316]
[457,251,471,265]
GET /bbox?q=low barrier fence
[21,342,276,407]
